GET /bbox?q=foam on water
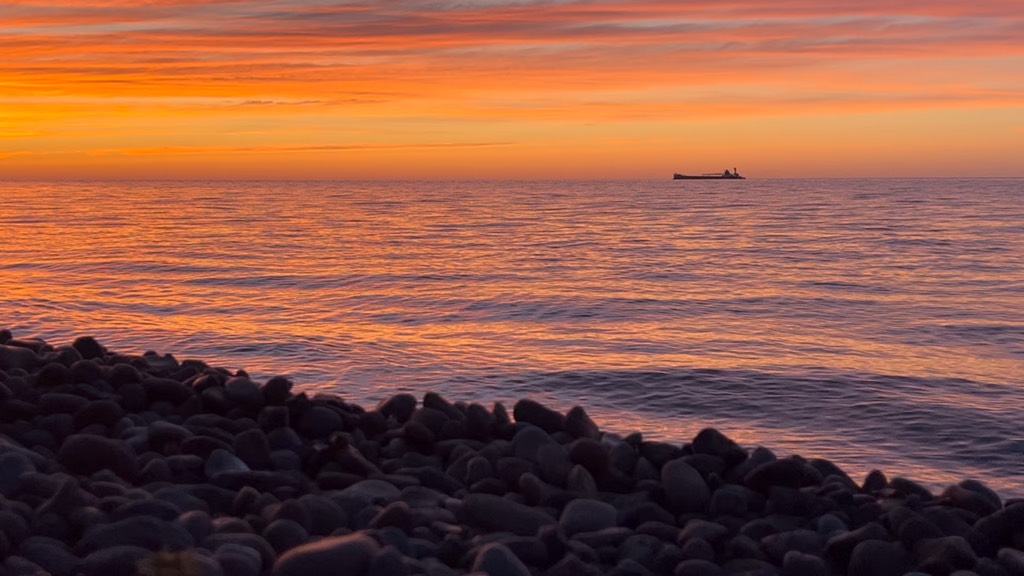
[1,179,1021,495]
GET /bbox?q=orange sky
[1,0,1022,179]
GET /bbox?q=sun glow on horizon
[1,0,1023,179]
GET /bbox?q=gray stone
[471,542,531,576]
[459,494,556,536]
[205,448,250,478]
[848,540,909,576]
[215,543,262,576]
[560,498,617,536]
[782,551,827,576]
[760,529,824,563]
[513,399,564,433]
[272,533,380,576]
[78,515,195,553]
[673,559,724,576]
[58,434,137,480]
[79,546,151,576]
[662,458,710,514]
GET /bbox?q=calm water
[1,179,1022,496]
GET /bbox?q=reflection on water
[0,179,1022,495]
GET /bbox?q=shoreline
[0,331,1021,576]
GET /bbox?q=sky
[1,0,1022,179]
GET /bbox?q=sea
[0,179,1021,496]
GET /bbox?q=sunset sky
[1,0,1022,179]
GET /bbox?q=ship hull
[673,175,745,180]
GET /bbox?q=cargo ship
[673,168,744,180]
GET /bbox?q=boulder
[272,533,379,576]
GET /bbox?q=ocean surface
[1,179,1021,496]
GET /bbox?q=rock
[78,516,195,553]
[709,486,749,517]
[661,458,710,514]
[471,542,531,576]
[298,406,343,438]
[20,536,79,576]
[205,448,250,478]
[341,480,402,504]
[513,399,564,433]
[233,428,273,470]
[37,362,72,387]
[561,499,617,536]
[890,477,934,500]
[459,494,556,536]
[216,543,263,576]
[369,501,414,533]
[916,535,977,572]
[512,425,558,463]
[565,406,601,439]
[225,377,264,409]
[744,457,822,494]
[71,336,105,360]
[943,484,1001,517]
[569,438,611,474]
[263,519,309,554]
[272,533,380,576]
[261,376,293,405]
[848,540,908,576]
[678,520,730,545]
[377,394,417,423]
[998,548,1024,575]
[72,399,124,430]
[673,559,724,576]
[760,529,824,563]
[79,545,152,576]
[369,546,409,576]
[619,534,663,569]
[781,550,827,576]
[0,451,35,497]
[0,345,38,371]
[57,434,137,480]
[548,553,605,576]
[567,465,597,497]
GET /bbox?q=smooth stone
[261,376,293,405]
[298,494,347,536]
[680,537,715,562]
[298,406,343,438]
[547,553,605,576]
[205,448,250,479]
[512,425,558,463]
[0,452,35,497]
[71,337,105,360]
[263,519,309,554]
[368,546,410,576]
[233,428,273,470]
[205,533,276,572]
[560,499,617,536]
[57,434,137,481]
[0,345,38,371]
[272,533,380,576]
[459,494,556,536]
[824,522,889,564]
[564,406,601,439]
[569,438,611,474]
[744,457,822,494]
[673,559,724,576]
[72,399,124,430]
[996,548,1024,575]
[215,542,262,576]
[848,540,909,576]
[377,394,417,423]
[661,458,710,514]
[341,480,402,504]
[20,536,79,576]
[782,550,827,576]
[512,399,564,433]
[709,486,749,517]
[471,542,531,576]
[678,519,730,545]
[225,377,264,409]
[618,534,663,569]
[760,529,824,563]
[943,484,1001,517]
[369,501,414,533]
[566,465,597,497]
[79,545,152,576]
[78,515,195,553]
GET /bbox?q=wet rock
[673,559,724,576]
[561,498,617,536]
[216,543,263,576]
[377,394,417,423]
[272,532,379,576]
[569,438,611,474]
[78,515,194,552]
[298,406,343,438]
[744,457,822,494]
[71,336,105,360]
[565,406,601,440]
[662,458,710,514]
[205,448,250,478]
[261,376,293,405]
[782,550,827,576]
[58,434,137,480]
[513,399,564,433]
[471,542,532,576]
[848,540,909,576]
[79,545,152,576]
[760,529,824,563]
[460,493,556,536]
[233,428,273,470]
[225,377,264,409]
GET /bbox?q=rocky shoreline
[0,330,1021,576]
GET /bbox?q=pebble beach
[0,330,1021,576]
